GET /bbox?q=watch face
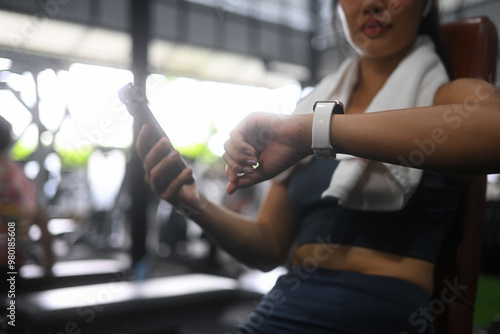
[332,101,345,114]
[313,101,344,115]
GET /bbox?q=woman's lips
[359,20,391,37]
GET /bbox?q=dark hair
[0,115,13,152]
[418,2,453,78]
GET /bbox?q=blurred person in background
[0,115,54,292]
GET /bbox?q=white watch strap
[311,101,343,159]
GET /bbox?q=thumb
[226,181,238,195]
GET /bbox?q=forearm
[138,128,288,270]
[178,194,285,271]
[330,103,500,174]
[225,101,498,192]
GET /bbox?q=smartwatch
[311,101,344,159]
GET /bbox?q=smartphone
[119,82,194,184]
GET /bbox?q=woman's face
[337,0,427,59]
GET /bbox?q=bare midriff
[291,244,435,295]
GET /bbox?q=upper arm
[434,78,500,106]
[256,180,300,262]
[434,78,500,176]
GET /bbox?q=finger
[222,151,244,175]
[136,124,151,160]
[226,171,264,195]
[158,168,194,201]
[223,141,259,172]
[226,180,238,196]
[228,128,257,159]
[136,124,164,159]
[143,138,173,174]
[223,138,252,167]
[223,159,241,184]
[148,149,183,194]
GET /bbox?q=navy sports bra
[287,159,464,263]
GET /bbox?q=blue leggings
[232,267,436,334]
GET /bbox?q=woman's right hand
[223,112,314,194]
[136,125,198,207]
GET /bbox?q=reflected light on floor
[28,274,238,311]
[20,259,130,279]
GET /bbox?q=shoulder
[434,78,500,105]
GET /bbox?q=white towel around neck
[291,36,449,211]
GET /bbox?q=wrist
[174,191,211,225]
[294,114,314,158]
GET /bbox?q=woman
[137,1,466,332]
